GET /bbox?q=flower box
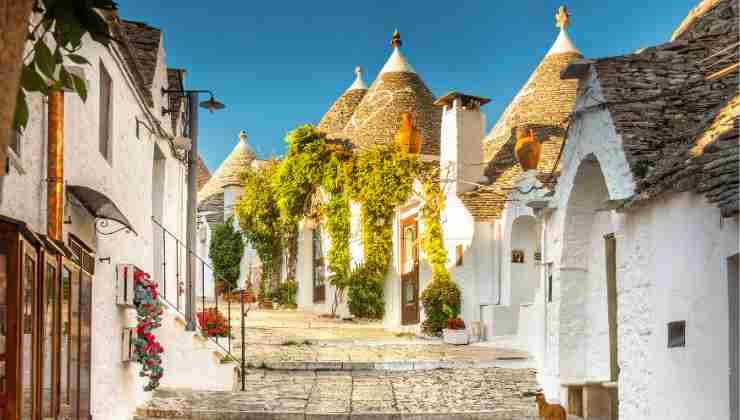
[443,328,469,345]
[116,264,141,307]
[121,327,134,363]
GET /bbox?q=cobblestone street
[202,308,531,370]
[136,368,541,419]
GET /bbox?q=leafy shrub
[209,216,244,292]
[276,279,298,308]
[347,265,385,319]
[447,316,466,330]
[421,280,461,336]
[197,308,231,338]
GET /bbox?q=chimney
[47,91,64,241]
[436,92,490,195]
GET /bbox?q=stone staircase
[155,304,238,391]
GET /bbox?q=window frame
[98,61,113,163]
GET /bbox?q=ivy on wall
[235,160,284,290]
[236,124,455,323]
[418,168,462,335]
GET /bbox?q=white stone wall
[534,66,740,420]
[0,32,194,419]
[615,193,738,420]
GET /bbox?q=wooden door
[0,230,19,420]
[728,254,739,420]
[312,228,325,303]
[400,217,419,325]
[40,251,60,420]
[605,233,619,420]
[58,261,78,419]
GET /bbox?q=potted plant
[443,316,469,345]
[260,288,274,309]
[196,308,231,338]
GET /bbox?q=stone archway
[557,155,619,418]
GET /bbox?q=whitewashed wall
[0,30,196,419]
[535,66,740,420]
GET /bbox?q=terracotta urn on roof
[394,112,423,154]
[514,125,541,171]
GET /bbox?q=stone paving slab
[136,368,543,420]
[235,343,526,371]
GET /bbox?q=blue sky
[119,0,697,171]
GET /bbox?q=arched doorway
[558,156,619,419]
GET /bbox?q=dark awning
[67,185,136,234]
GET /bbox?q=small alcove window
[455,244,463,266]
[667,321,686,348]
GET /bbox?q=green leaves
[34,41,55,78]
[13,91,30,131]
[21,65,49,94]
[13,0,115,131]
[70,72,87,101]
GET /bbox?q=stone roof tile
[593,0,738,214]
[460,30,582,221]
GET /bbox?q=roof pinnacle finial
[239,130,247,142]
[391,29,402,48]
[348,65,367,90]
[556,5,570,30]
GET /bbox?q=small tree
[209,216,244,293]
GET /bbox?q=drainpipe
[47,91,64,241]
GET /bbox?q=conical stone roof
[197,131,256,206]
[342,31,441,155]
[318,67,368,137]
[461,7,583,221]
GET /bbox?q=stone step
[135,411,541,419]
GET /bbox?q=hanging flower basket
[132,270,165,391]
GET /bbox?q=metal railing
[151,217,247,391]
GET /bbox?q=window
[99,62,113,162]
[546,263,553,302]
[312,228,325,303]
[455,244,463,267]
[667,321,686,348]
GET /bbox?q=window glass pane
[60,267,70,407]
[0,243,7,405]
[312,229,324,287]
[78,273,92,418]
[403,226,415,273]
[69,269,80,417]
[21,253,35,419]
[403,282,414,305]
[42,262,56,417]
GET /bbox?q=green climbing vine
[419,168,461,335]
[235,160,284,291]
[239,124,434,321]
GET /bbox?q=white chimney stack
[436,92,489,195]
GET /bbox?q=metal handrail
[151,216,247,390]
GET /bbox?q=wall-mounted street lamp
[161,87,226,330]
